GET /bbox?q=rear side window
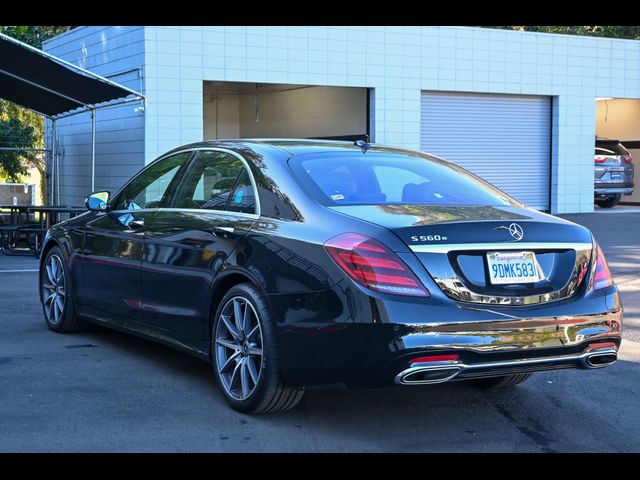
[228,168,257,214]
[290,152,516,207]
[596,142,629,156]
[174,151,245,210]
[172,150,257,214]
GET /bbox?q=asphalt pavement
[1,208,640,452]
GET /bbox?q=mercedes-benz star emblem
[495,223,524,241]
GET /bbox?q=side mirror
[85,191,110,211]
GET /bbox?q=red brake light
[593,244,613,290]
[595,156,607,163]
[587,342,616,351]
[410,354,459,364]
[324,233,430,297]
[623,155,633,164]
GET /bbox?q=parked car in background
[38,140,622,414]
[595,137,634,208]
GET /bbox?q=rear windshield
[290,152,518,207]
[596,142,629,156]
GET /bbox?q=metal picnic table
[0,205,85,256]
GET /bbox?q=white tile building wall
[46,26,640,213]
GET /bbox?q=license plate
[610,172,622,181]
[487,251,541,285]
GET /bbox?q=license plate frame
[486,251,542,285]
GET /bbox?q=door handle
[214,226,235,234]
[129,219,145,230]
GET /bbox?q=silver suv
[595,137,634,208]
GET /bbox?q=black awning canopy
[0,32,144,118]
[0,31,145,204]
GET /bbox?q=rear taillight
[410,354,459,364]
[595,156,607,163]
[592,244,614,290]
[623,155,633,164]
[587,341,616,351]
[324,233,430,297]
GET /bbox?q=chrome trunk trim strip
[409,242,593,254]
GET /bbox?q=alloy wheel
[42,254,66,325]
[215,296,264,401]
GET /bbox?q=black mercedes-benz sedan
[39,139,622,413]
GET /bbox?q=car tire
[596,194,621,208]
[40,246,89,333]
[467,373,532,389]
[211,283,304,414]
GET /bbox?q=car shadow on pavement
[84,326,213,379]
[74,325,640,452]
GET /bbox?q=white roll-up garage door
[420,91,551,211]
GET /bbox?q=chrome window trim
[157,208,259,220]
[411,242,594,306]
[103,208,158,215]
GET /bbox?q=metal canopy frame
[0,32,146,204]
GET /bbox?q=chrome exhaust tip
[583,352,618,368]
[396,366,461,385]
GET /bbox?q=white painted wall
[47,26,640,213]
[142,25,640,213]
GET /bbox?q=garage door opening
[203,82,370,142]
[596,97,639,205]
[420,91,552,211]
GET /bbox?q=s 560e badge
[411,235,448,242]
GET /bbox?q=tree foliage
[490,26,640,40]
[0,26,71,49]
[0,109,37,181]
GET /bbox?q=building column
[551,95,596,214]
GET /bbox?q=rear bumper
[595,184,634,196]
[271,285,623,389]
[395,346,618,385]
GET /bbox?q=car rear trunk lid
[330,205,594,305]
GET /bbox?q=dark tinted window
[173,151,250,211]
[596,142,629,156]
[228,168,257,214]
[291,152,516,206]
[115,152,190,210]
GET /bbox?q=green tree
[0,114,37,181]
[0,26,71,49]
[489,26,640,40]
[0,26,71,201]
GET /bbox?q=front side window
[114,152,191,210]
[173,151,255,213]
[290,152,517,207]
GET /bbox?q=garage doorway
[596,98,640,204]
[420,91,552,211]
[203,82,370,141]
